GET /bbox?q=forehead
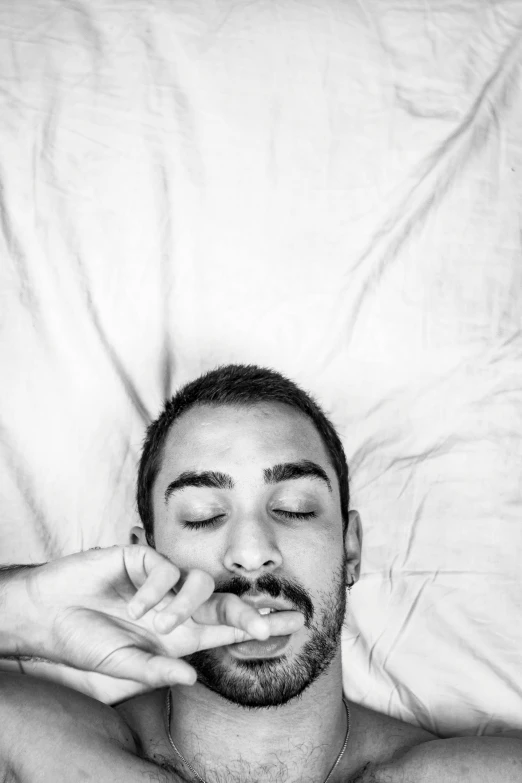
[158,402,331,474]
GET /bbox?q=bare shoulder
[349,700,436,757]
[355,734,522,782]
[341,699,436,779]
[0,673,181,782]
[0,671,137,751]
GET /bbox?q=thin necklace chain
[165,689,351,783]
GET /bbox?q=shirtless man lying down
[1,364,521,782]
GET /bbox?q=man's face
[151,402,350,708]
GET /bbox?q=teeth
[257,607,275,615]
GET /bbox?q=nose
[223,514,283,575]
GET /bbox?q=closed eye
[182,514,225,530]
[273,510,317,520]
[182,510,316,530]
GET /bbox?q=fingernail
[248,615,269,638]
[178,671,197,685]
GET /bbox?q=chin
[184,630,339,709]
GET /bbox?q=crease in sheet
[319,24,522,370]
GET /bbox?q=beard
[183,555,348,709]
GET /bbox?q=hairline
[153,399,341,491]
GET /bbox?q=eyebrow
[164,460,332,503]
[264,461,332,491]
[164,471,233,502]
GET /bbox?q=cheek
[285,542,333,587]
[154,528,220,574]
[297,546,346,595]
[292,530,338,562]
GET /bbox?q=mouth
[227,634,292,659]
[240,596,293,614]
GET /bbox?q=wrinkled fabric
[0,0,521,737]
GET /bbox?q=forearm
[0,564,44,658]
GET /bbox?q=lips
[228,635,291,657]
[240,595,293,613]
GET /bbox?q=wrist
[0,565,45,657]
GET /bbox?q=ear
[130,525,148,546]
[344,510,362,586]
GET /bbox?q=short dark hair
[137,364,349,545]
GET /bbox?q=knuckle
[233,626,248,644]
[223,594,244,625]
[227,593,244,615]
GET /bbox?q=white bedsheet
[1,0,522,737]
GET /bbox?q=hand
[17,545,305,699]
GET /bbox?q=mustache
[213,573,314,625]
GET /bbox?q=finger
[152,591,184,632]
[192,595,305,640]
[266,610,306,636]
[189,622,255,650]
[167,592,269,640]
[148,593,175,614]
[191,610,306,652]
[138,655,197,689]
[99,648,197,689]
[122,545,175,593]
[152,569,215,633]
[125,549,182,620]
[151,585,267,638]
[215,594,272,639]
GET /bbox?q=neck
[167,653,349,783]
